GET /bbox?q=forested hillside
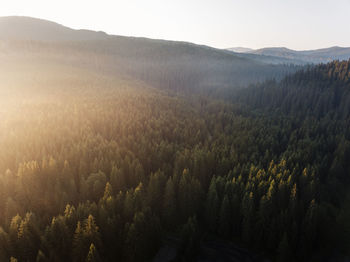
[232,60,350,119]
[0,56,349,262]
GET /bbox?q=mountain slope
[0,16,109,41]
[231,51,305,65]
[0,16,298,93]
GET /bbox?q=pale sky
[1,0,350,50]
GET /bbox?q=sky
[0,0,350,50]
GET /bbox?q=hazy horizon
[1,0,350,50]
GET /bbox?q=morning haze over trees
[0,16,349,262]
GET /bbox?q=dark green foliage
[205,177,220,232]
[218,196,231,238]
[42,216,71,261]
[162,177,177,229]
[126,209,161,261]
[0,60,349,262]
[232,60,350,120]
[179,216,200,261]
[277,233,290,262]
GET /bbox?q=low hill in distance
[227,46,350,65]
[227,47,254,53]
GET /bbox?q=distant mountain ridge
[0,16,299,93]
[227,46,350,64]
[227,47,254,53]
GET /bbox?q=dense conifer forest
[0,58,349,261]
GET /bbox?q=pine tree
[43,216,70,261]
[180,216,200,261]
[85,243,101,262]
[241,192,254,243]
[102,182,113,201]
[133,182,144,212]
[300,199,318,257]
[110,166,126,193]
[64,204,77,233]
[289,183,298,218]
[205,177,220,233]
[162,176,176,228]
[72,221,85,262]
[0,227,10,261]
[147,170,166,215]
[36,250,47,262]
[123,190,135,221]
[277,233,290,262]
[230,193,241,237]
[83,215,101,249]
[8,215,22,256]
[178,169,202,222]
[73,215,101,262]
[126,210,161,261]
[218,195,231,238]
[17,213,41,262]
